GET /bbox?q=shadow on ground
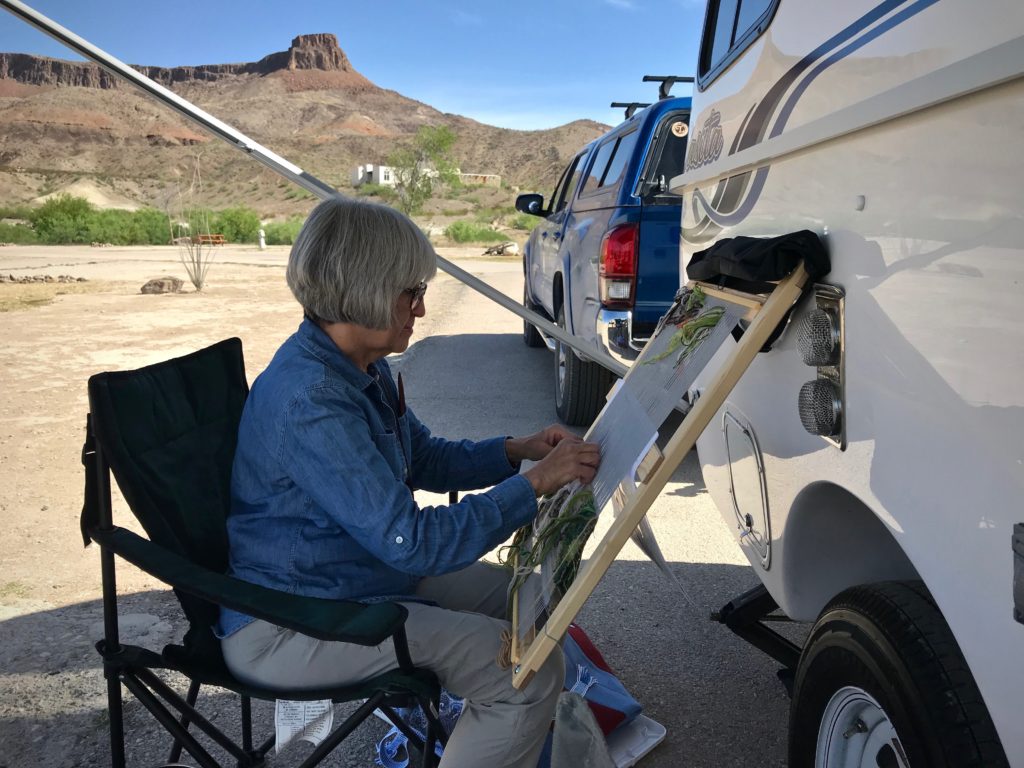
[1,330,802,766]
[0,557,800,768]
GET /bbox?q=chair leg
[167,679,201,764]
[135,667,255,765]
[94,441,126,768]
[241,695,253,752]
[295,692,387,768]
[121,673,221,768]
[418,694,444,768]
[105,669,126,768]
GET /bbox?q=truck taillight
[599,223,638,309]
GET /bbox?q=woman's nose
[412,297,426,317]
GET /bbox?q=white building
[351,164,397,188]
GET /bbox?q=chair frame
[81,341,448,768]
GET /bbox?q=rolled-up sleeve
[279,386,537,577]
[406,407,518,492]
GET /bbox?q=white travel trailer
[671,0,1024,765]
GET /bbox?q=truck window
[642,115,689,196]
[698,0,777,87]
[600,130,640,192]
[579,138,618,196]
[549,151,587,213]
[548,162,573,214]
[559,152,587,211]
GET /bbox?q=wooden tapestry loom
[510,263,810,689]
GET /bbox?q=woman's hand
[522,439,601,497]
[505,424,579,464]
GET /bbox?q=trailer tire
[523,286,544,348]
[553,305,614,426]
[789,581,1008,768]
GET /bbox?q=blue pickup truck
[516,93,692,425]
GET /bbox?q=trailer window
[698,0,778,89]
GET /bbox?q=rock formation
[0,33,361,89]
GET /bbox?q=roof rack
[609,101,651,119]
[642,75,695,100]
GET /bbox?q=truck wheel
[789,581,1008,768]
[553,305,614,426]
[523,286,544,348]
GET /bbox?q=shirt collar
[295,317,378,392]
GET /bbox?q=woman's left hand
[506,424,579,464]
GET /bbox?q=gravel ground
[0,245,805,767]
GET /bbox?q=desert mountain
[0,33,608,216]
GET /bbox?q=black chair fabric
[82,337,442,766]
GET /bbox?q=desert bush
[0,204,35,221]
[211,206,260,243]
[444,221,506,244]
[474,205,516,223]
[130,208,174,244]
[263,217,304,245]
[356,183,397,202]
[31,194,95,243]
[86,208,170,245]
[509,213,538,231]
[0,222,38,243]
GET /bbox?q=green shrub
[0,222,38,243]
[474,205,516,223]
[85,208,171,245]
[31,194,95,243]
[509,213,538,232]
[263,217,305,245]
[356,183,397,202]
[0,204,35,220]
[130,207,174,245]
[211,206,260,243]
[444,221,506,244]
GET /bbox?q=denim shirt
[218,319,537,638]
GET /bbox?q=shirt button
[395,536,404,544]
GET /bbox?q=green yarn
[500,485,599,618]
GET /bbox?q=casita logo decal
[685,109,724,171]
[682,0,940,244]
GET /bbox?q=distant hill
[0,33,609,218]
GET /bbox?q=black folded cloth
[687,230,830,288]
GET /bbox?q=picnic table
[194,234,226,246]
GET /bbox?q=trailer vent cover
[798,379,841,436]
[796,308,839,366]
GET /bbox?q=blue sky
[0,0,705,130]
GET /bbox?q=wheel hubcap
[816,686,909,768]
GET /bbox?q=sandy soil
[0,243,491,767]
[0,245,796,768]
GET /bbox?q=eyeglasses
[403,280,428,311]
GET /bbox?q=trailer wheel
[523,286,544,348]
[789,581,1008,768]
[553,305,614,426]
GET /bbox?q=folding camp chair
[80,337,446,768]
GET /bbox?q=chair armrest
[90,526,408,646]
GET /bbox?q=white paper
[275,699,334,754]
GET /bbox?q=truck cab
[517,91,691,425]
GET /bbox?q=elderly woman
[218,196,600,768]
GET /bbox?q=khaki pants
[222,562,563,768]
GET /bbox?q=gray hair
[286,196,437,330]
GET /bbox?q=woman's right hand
[522,438,600,496]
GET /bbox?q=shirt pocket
[373,430,406,483]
